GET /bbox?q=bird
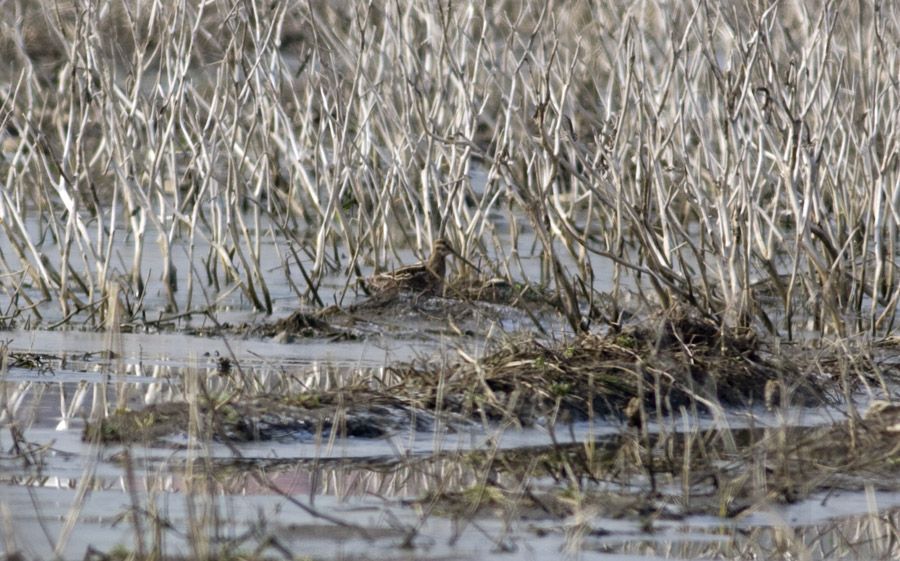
[365,239,475,294]
[864,400,900,433]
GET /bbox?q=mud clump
[84,393,439,445]
[82,308,881,447]
[259,309,353,341]
[390,309,823,425]
[180,310,354,341]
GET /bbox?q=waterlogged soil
[2,290,900,561]
[86,305,827,445]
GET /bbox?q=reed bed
[0,1,898,337]
[4,3,900,558]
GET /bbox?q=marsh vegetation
[1,1,899,560]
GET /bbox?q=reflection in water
[4,443,898,561]
[2,334,899,561]
[588,508,900,560]
[2,358,407,431]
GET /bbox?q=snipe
[366,239,472,293]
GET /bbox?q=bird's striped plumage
[366,239,461,293]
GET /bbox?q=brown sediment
[84,391,447,445]
[85,308,865,448]
[389,308,821,425]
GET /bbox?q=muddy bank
[82,308,894,446]
[154,277,564,342]
[84,393,447,445]
[390,309,838,425]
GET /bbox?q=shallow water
[3,322,898,561]
[4,427,898,561]
[0,211,626,329]
[2,220,899,560]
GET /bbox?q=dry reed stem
[0,1,895,338]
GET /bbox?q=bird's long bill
[448,246,481,272]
